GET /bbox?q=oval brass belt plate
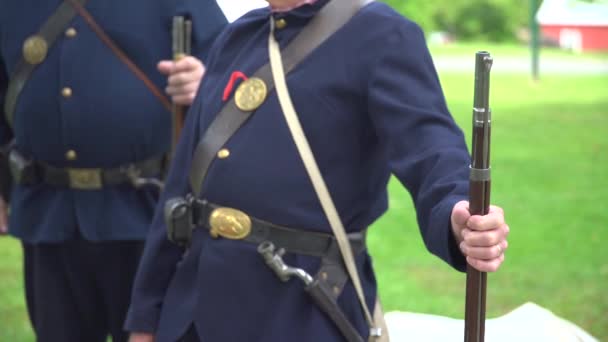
[234,77,268,112]
[209,207,252,239]
[23,35,48,65]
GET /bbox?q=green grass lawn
[0,238,31,341]
[1,60,607,341]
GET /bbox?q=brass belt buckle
[209,207,252,239]
[68,168,103,190]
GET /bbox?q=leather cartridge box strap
[188,0,371,197]
[4,0,89,128]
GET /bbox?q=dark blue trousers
[22,238,144,342]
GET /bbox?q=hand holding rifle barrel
[158,17,205,158]
[448,51,510,342]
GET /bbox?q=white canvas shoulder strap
[268,20,388,341]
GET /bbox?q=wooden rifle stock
[170,16,192,158]
[464,51,493,342]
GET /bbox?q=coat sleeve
[367,20,468,272]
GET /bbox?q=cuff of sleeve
[123,306,161,334]
[446,221,467,272]
[430,196,467,272]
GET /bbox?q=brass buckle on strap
[209,207,252,239]
[67,168,103,190]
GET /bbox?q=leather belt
[191,199,367,258]
[9,149,163,190]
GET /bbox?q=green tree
[381,0,531,42]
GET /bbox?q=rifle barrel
[184,20,192,55]
[170,16,189,159]
[464,51,493,342]
[172,16,185,60]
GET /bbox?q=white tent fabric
[385,302,599,342]
[536,0,608,27]
[216,0,269,23]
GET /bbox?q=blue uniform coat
[0,0,227,242]
[127,1,469,341]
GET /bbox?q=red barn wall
[541,25,608,51]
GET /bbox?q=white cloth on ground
[385,302,599,342]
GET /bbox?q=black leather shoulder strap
[189,0,373,197]
[4,0,89,128]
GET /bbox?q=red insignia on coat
[223,71,248,101]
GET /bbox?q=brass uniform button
[217,149,230,159]
[61,87,72,98]
[275,18,287,29]
[65,150,78,161]
[65,27,77,38]
[217,148,230,159]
